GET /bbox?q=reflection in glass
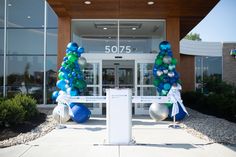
[83,63,99,85]
[138,63,154,85]
[7,0,44,28]
[6,56,43,103]
[0,56,3,96]
[46,56,57,104]
[118,68,133,85]
[46,29,58,54]
[47,3,58,27]
[0,29,3,54]
[0,0,4,27]
[7,29,44,54]
[102,68,115,85]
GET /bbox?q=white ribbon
[167,84,188,117]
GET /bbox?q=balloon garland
[153,41,180,97]
[52,42,91,123]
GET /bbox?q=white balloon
[163,69,168,74]
[78,57,87,67]
[168,72,175,77]
[53,103,70,123]
[163,56,172,64]
[149,103,169,122]
[156,70,163,76]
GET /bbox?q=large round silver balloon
[78,57,87,68]
[163,56,172,64]
[149,103,169,122]
[53,104,70,123]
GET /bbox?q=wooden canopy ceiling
[47,0,219,39]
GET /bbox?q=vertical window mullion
[43,1,47,104]
[3,0,7,97]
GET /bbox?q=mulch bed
[0,113,47,141]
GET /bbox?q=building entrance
[102,60,134,114]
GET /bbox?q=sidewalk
[0,117,235,157]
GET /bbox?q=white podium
[106,89,132,144]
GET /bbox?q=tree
[184,33,202,41]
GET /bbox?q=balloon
[168,103,187,121]
[171,58,177,65]
[67,87,79,96]
[63,56,68,61]
[74,79,87,90]
[167,50,173,57]
[149,102,169,121]
[51,91,59,101]
[163,56,172,64]
[71,104,91,123]
[155,58,163,65]
[56,80,67,91]
[77,47,84,54]
[163,69,168,74]
[153,79,160,87]
[68,54,78,63]
[159,41,171,51]
[167,72,175,77]
[78,57,87,67]
[156,70,163,76]
[161,90,168,96]
[53,104,70,123]
[67,42,78,52]
[163,83,171,90]
[168,65,176,71]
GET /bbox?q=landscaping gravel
[1,108,235,148]
[181,107,236,145]
[0,115,57,148]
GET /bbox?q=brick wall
[223,43,236,85]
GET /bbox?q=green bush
[13,94,38,120]
[0,94,39,126]
[0,99,25,125]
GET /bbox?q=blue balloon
[170,77,177,84]
[67,42,78,52]
[67,88,79,96]
[168,103,187,121]
[56,80,67,91]
[159,41,171,51]
[71,104,91,123]
[63,56,68,61]
[77,47,84,54]
[167,50,173,57]
[164,83,171,90]
[159,50,166,56]
[51,91,59,101]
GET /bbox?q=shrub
[13,94,38,120]
[0,99,25,126]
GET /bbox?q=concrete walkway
[0,117,236,157]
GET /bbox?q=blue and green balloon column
[52,42,91,123]
[152,41,186,121]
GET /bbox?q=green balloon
[58,72,64,80]
[68,54,78,63]
[74,79,87,90]
[61,62,67,67]
[171,58,177,65]
[155,58,163,65]
[153,79,160,87]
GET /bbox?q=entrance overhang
[47,0,219,39]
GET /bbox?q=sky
[190,0,236,42]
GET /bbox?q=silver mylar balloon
[149,102,169,122]
[156,70,163,76]
[78,57,87,67]
[167,71,175,77]
[163,56,172,64]
[163,69,168,74]
[53,103,70,123]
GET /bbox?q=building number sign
[105,46,131,54]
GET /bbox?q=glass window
[46,56,57,104]
[119,20,165,54]
[47,29,58,54]
[72,20,118,53]
[47,3,58,28]
[83,63,99,85]
[7,0,44,28]
[7,29,44,54]
[0,0,4,27]
[6,56,43,103]
[137,63,154,85]
[0,56,3,96]
[137,87,157,110]
[83,87,100,109]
